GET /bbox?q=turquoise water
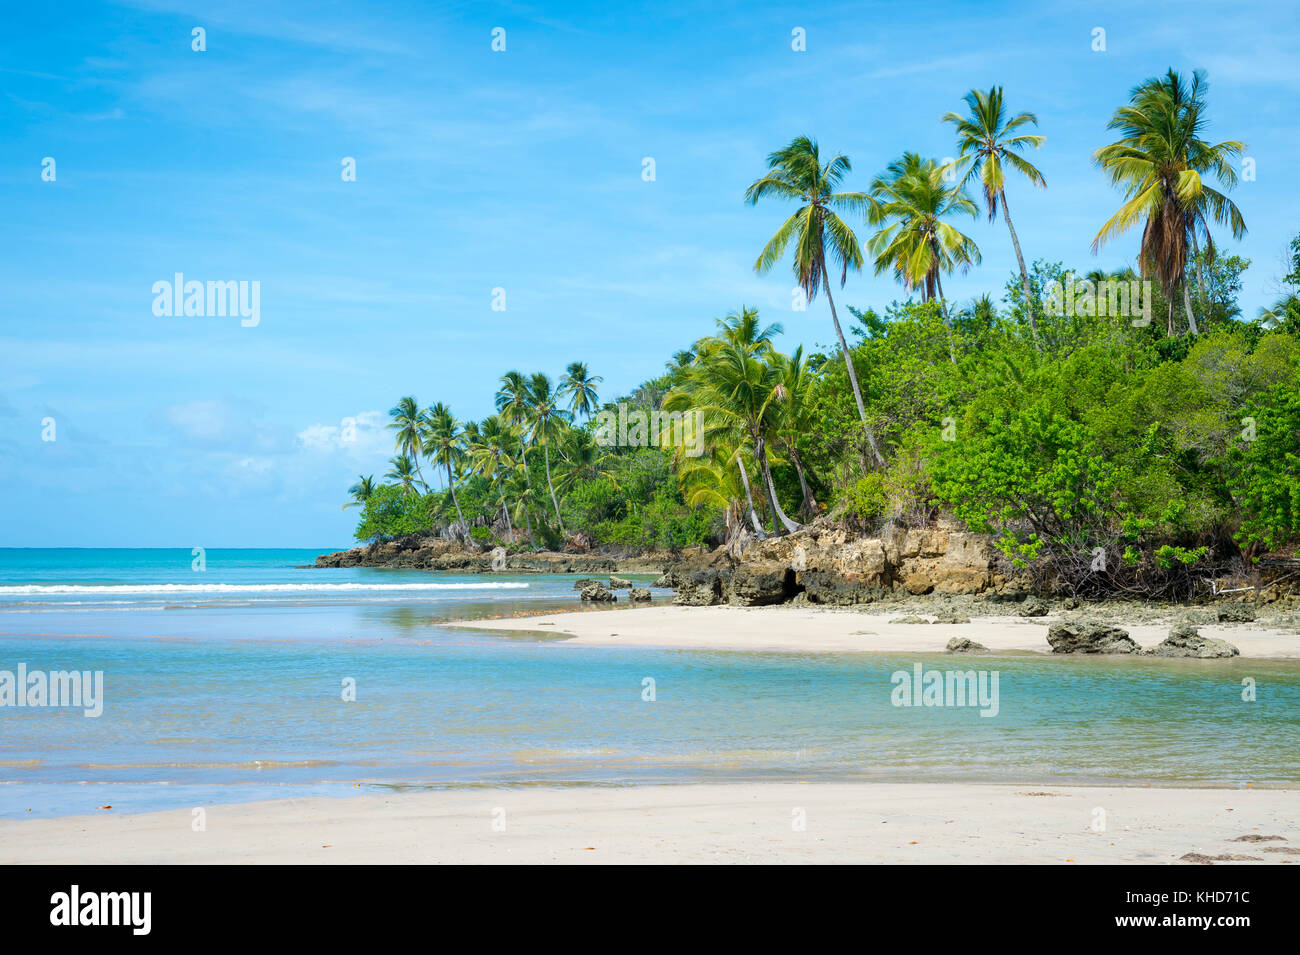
[1,549,1297,818]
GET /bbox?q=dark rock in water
[728,562,799,606]
[1046,619,1138,654]
[672,570,726,606]
[629,587,651,603]
[609,575,632,590]
[1018,597,1049,617]
[945,637,987,653]
[652,573,673,588]
[573,577,599,591]
[1216,604,1256,623]
[579,583,616,603]
[1147,625,1239,658]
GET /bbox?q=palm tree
[770,346,819,519]
[388,397,428,486]
[384,455,421,496]
[554,428,616,497]
[423,402,467,531]
[867,153,981,314]
[468,414,517,542]
[558,361,602,420]
[342,474,375,510]
[526,372,569,534]
[746,136,885,466]
[1092,68,1247,336]
[941,86,1046,347]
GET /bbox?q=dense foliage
[345,69,1300,595]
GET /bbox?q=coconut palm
[770,346,819,519]
[495,372,534,474]
[384,455,421,496]
[387,397,428,485]
[526,372,569,534]
[554,428,616,496]
[422,402,467,531]
[941,86,1046,347]
[342,474,375,510]
[1092,68,1247,336]
[867,153,981,311]
[558,361,603,420]
[746,136,885,466]
[468,415,517,542]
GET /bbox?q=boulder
[629,587,652,603]
[1146,625,1239,658]
[946,637,988,653]
[609,575,632,590]
[579,583,616,603]
[932,611,972,624]
[1046,619,1138,654]
[728,562,798,606]
[1216,604,1256,623]
[652,573,673,588]
[1018,597,1049,617]
[889,615,931,625]
[573,577,599,591]
[672,570,726,606]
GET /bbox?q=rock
[945,637,987,653]
[573,577,599,591]
[629,587,651,603]
[1062,597,1081,610]
[1228,834,1285,842]
[489,546,507,572]
[1216,604,1256,623]
[609,575,632,590]
[728,562,799,607]
[889,615,931,625]
[579,583,616,603]
[652,573,672,588]
[1046,619,1138,654]
[933,612,972,624]
[1146,625,1239,659]
[672,570,726,606]
[1018,597,1049,617]
[1179,852,1262,864]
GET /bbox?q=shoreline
[447,604,1300,658]
[3,781,1294,864]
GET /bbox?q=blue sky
[2,0,1297,547]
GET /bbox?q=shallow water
[0,549,1297,818]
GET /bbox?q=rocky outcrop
[579,583,616,602]
[314,538,622,574]
[946,637,988,653]
[609,575,632,590]
[1146,625,1239,658]
[672,570,727,606]
[629,587,652,603]
[573,578,599,590]
[1018,597,1049,617]
[1046,619,1138,654]
[727,562,799,606]
[1216,604,1256,623]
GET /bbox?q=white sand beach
[2,782,1294,865]
[450,604,1300,658]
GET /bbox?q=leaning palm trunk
[445,462,467,533]
[1182,280,1199,335]
[823,273,885,467]
[542,442,565,535]
[1000,190,1042,350]
[931,269,958,365]
[786,444,818,519]
[497,487,513,541]
[735,458,766,538]
[755,439,802,535]
[1191,230,1207,319]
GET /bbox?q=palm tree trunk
[542,442,565,535]
[735,458,766,538]
[787,444,817,519]
[1191,230,1208,318]
[498,487,513,541]
[1000,190,1042,350]
[933,270,958,365]
[756,439,801,534]
[446,461,466,531]
[1182,280,1199,336]
[822,273,885,467]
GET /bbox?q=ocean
[0,548,1297,818]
